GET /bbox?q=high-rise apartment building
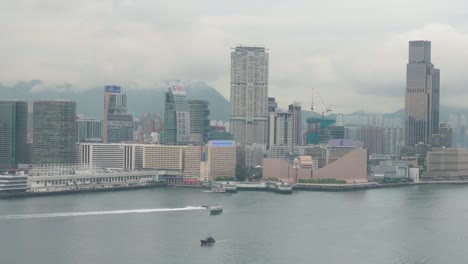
[163,81,191,145]
[103,86,133,143]
[0,101,28,170]
[230,46,269,145]
[288,103,303,146]
[32,101,77,164]
[405,41,440,145]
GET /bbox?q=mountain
[0,80,230,121]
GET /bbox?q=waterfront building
[426,148,468,179]
[142,144,185,171]
[188,100,210,144]
[103,86,133,143]
[32,101,77,164]
[369,160,410,181]
[78,143,143,170]
[204,140,236,180]
[230,46,269,145]
[405,41,440,145]
[162,81,191,145]
[77,118,103,143]
[183,146,203,180]
[0,101,28,170]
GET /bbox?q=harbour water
[1,185,468,264]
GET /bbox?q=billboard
[170,81,186,96]
[209,140,235,147]
[328,139,356,147]
[105,86,121,93]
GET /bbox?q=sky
[1,0,468,113]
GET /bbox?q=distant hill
[1,80,466,124]
[0,80,230,121]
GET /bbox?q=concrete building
[306,118,335,144]
[77,118,103,143]
[405,41,440,145]
[382,128,403,156]
[268,145,293,160]
[163,81,191,145]
[78,143,143,170]
[360,126,383,155]
[244,144,264,168]
[104,86,133,143]
[430,123,453,148]
[230,46,269,145]
[426,148,468,179]
[32,101,77,164]
[369,160,410,180]
[188,100,210,144]
[0,101,28,170]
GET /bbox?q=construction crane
[310,88,332,117]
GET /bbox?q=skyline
[2,1,468,113]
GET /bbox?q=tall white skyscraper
[230,46,269,144]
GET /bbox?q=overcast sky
[1,0,468,113]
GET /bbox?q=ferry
[210,205,223,215]
[266,182,293,194]
[224,182,237,193]
[211,186,227,193]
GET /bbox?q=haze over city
[2,0,468,113]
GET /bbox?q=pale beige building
[205,141,236,180]
[183,146,202,180]
[142,145,185,171]
[426,148,468,179]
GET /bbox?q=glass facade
[405,41,440,145]
[188,100,210,144]
[32,101,77,164]
[103,86,133,143]
[163,81,191,145]
[0,101,27,169]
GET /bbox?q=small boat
[210,205,223,215]
[201,235,215,246]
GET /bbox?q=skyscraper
[405,41,440,145]
[288,103,303,146]
[230,46,269,145]
[188,100,210,144]
[103,86,133,143]
[77,118,103,143]
[0,101,28,170]
[163,81,191,145]
[32,101,77,164]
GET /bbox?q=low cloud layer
[1,0,468,113]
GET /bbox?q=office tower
[77,118,103,143]
[0,101,28,169]
[360,126,383,155]
[230,46,269,144]
[163,81,191,145]
[289,103,303,146]
[405,41,440,145]
[188,100,210,144]
[32,101,77,164]
[430,123,453,148]
[103,86,133,143]
[382,128,404,156]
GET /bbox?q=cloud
[1,1,468,113]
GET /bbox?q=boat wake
[0,206,205,220]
